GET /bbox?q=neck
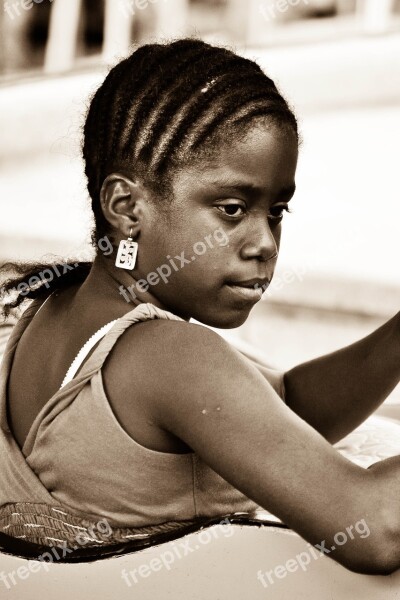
[76,257,191,322]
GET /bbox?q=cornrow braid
[82,37,298,243]
[120,44,225,161]
[144,63,258,171]
[151,70,278,171]
[104,40,216,174]
[130,53,251,166]
[186,81,290,155]
[106,45,172,161]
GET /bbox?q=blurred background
[0,0,399,410]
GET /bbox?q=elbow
[340,533,400,576]
[337,482,400,576]
[367,534,400,576]
[344,552,400,577]
[372,558,400,577]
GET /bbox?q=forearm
[284,311,400,443]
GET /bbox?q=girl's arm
[283,311,400,443]
[129,319,400,576]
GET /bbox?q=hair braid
[120,45,220,161]
[141,57,248,170]
[109,41,210,162]
[83,38,298,239]
[151,71,271,171]
[107,46,171,160]
[186,82,291,154]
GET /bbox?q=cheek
[154,221,224,262]
[163,241,230,292]
[142,206,232,280]
[138,228,201,280]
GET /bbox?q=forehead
[173,123,298,197]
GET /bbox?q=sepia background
[0,0,399,411]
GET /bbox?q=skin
[7,122,400,575]
[99,123,298,329]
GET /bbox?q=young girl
[1,38,399,575]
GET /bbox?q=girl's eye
[268,205,292,221]
[217,203,246,218]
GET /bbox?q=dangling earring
[115,227,138,270]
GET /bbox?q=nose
[240,218,279,262]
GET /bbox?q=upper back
[6,288,191,454]
[7,286,108,449]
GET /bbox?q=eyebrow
[207,179,296,200]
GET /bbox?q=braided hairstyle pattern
[83,38,298,242]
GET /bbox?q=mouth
[233,278,271,290]
[225,278,271,302]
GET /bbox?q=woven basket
[0,502,199,551]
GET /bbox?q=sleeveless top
[0,295,285,527]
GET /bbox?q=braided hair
[0,37,298,318]
[84,38,298,240]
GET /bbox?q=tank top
[0,294,285,527]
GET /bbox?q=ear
[100,173,146,239]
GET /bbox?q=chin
[197,306,254,329]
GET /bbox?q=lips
[228,278,271,292]
[225,277,271,303]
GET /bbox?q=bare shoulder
[104,315,378,571]
[102,317,247,452]
[103,316,243,420]
[110,317,257,395]
[109,316,241,370]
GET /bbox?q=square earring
[115,228,138,270]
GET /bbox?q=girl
[1,38,399,575]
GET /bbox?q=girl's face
[136,124,298,328]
